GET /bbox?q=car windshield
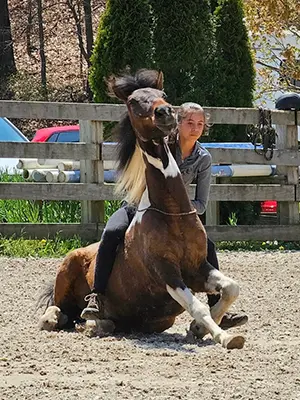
[0,118,27,142]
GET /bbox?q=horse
[37,69,245,349]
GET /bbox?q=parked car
[31,125,80,143]
[260,200,277,214]
[0,117,29,174]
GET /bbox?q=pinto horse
[37,69,245,349]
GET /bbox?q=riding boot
[80,293,105,321]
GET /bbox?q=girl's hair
[177,102,210,134]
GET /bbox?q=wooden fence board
[0,182,118,200]
[0,101,124,122]
[0,100,297,125]
[0,182,295,201]
[0,223,102,241]
[0,142,99,160]
[1,223,299,242]
[102,143,300,166]
[1,142,300,166]
[206,225,300,241]
[189,184,295,201]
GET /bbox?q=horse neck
[139,140,193,214]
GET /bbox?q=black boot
[219,312,248,329]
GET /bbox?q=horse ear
[156,70,164,90]
[107,75,128,101]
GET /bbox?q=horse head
[108,69,178,204]
[108,69,177,143]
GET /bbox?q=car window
[56,130,79,142]
[46,133,59,142]
[0,118,28,142]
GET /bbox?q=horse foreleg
[205,268,240,325]
[38,306,68,331]
[166,284,245,349]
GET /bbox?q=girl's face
[178,111,205,142]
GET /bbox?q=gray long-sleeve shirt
[175,141,212,215]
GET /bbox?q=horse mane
[109,69,163,204]
[114,114,146,205]
[107,68,163,101]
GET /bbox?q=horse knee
[222,278,239,301]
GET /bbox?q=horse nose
[154,105,173,117]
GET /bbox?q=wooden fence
[0,100,299,242]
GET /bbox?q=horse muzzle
[154,105,177,134]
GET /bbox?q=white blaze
[143,145,180,178]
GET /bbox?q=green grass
[217,240,300,252]
[0,171,121,223]
[0,234,89,258]
[0,170,121,256]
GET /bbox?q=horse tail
[35,281,55,313]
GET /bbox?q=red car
[260,200,277,214]
[32,125,80,143]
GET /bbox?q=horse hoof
[189,320,207,339]
[223,334,245,350]
[38,306,61,331]
[78,319,116,338]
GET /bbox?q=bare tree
[36,0,47,99]
[0,0,16,97]
[83,0,93,65]
[65,0,94,99]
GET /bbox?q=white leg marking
[143,144,180,178]
[38,306,66,331]
[206,269,240,324]
[166,284,245,349]
[166,285,223,342]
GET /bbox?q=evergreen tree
[151,0,214,106]
[211,0,258,224]
[89,0,153,103]
[210,0,255,142]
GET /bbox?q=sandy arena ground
[0,251,299,400]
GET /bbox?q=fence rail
[0,100,299,241]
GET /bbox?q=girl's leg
[81,206,135,320]
[206,237,220,308]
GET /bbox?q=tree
[66,0,94,99]
[89,0,153,103]
[0,0,16,98]
[211,0,257,225]
[36,0,47,99]
[209,0,255,142]
[244,0,300,97]
[151,0,214,106]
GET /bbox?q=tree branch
[65,0,88,62]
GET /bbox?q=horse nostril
[155,105,172,117]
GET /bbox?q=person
[81,102,248,329]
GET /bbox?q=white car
[0,117,29,174]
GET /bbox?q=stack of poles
[17,159,117,183]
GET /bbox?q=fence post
[79,120,105,232]
[276,124,299,224]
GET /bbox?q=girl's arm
[191,157,212,215]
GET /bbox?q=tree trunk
[36,0,47,99]
[0,0,16,98]
[83,0,93,64]
[83,0,93,100]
